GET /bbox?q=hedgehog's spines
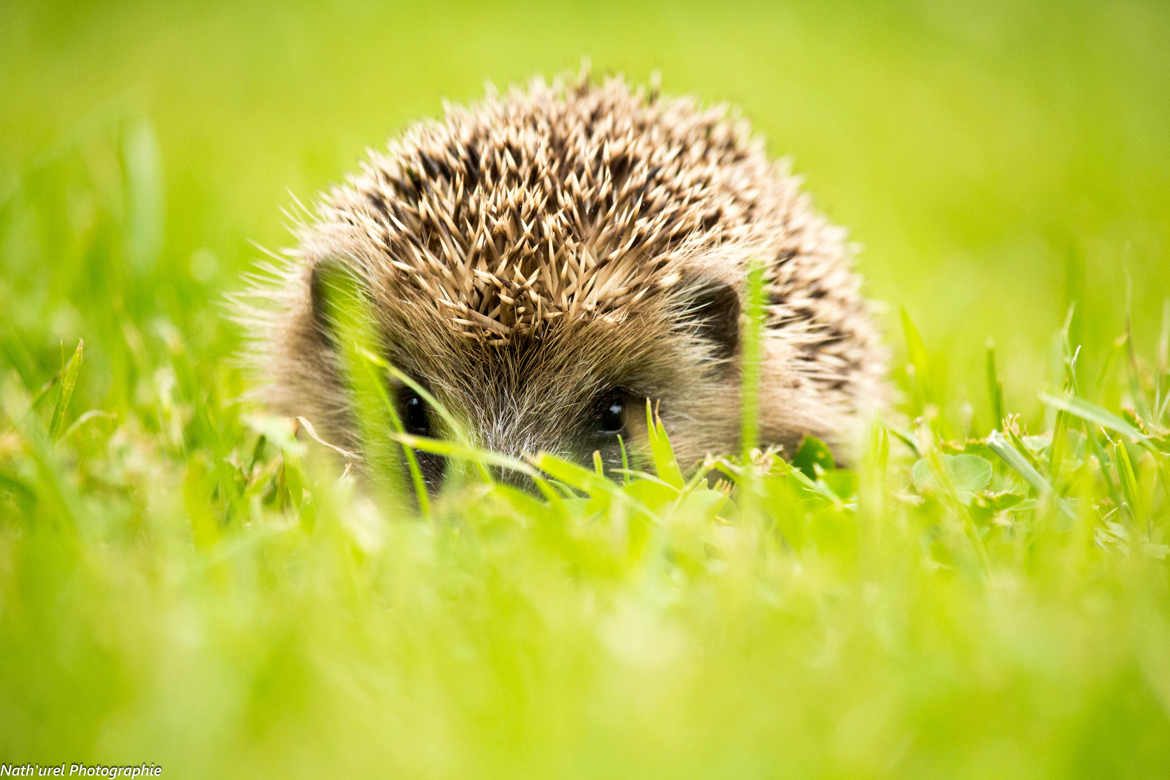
[246,72,886,467]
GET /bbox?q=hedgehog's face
[303,263,744,492]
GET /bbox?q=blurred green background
[4,3,1170,777]
[3,0,1168,418]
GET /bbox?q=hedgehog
[240,73,884,491]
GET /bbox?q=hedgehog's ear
[679,275,740,359]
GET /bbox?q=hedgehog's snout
[487,463,541,493]
[473,414,559,494]
[478,412,558,456]
[462,386,637,494]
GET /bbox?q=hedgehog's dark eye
[594,389,627,436]
[397,387,432,437]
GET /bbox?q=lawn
[2,0,1169,777]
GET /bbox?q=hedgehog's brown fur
[240,72,884,488]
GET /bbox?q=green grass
[3,0,1170,776]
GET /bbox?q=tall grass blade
[645,400,684,489]
[900,308,931,413]
[316,265,408,511]
[740,262,766,459]
[987,430,1075,519]
[1039,392,1148,444]
[48,339,83,441]
[985,339,1005,426]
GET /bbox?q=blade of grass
[359,347,492,484]
[362,353,429,516]
[1040,392,1149,446]
[885,424,921,458]
[316,265,408,511]
[1157,299,1170,420]
[529,451,658,523]
[645,400,684,489]
[986,339,1005,427]
[901,308,931,415]
[987,430,1075,520]
[616,433,630,486]
[391,433,559,505]
[1125,315,1153,421]
[740,261,766,459]
[48,339,83,440]
[1114,440,1142,525]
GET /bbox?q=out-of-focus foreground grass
[2,0,1169,777]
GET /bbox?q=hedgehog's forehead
[428,270,680,344]
[380,295,665,364]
